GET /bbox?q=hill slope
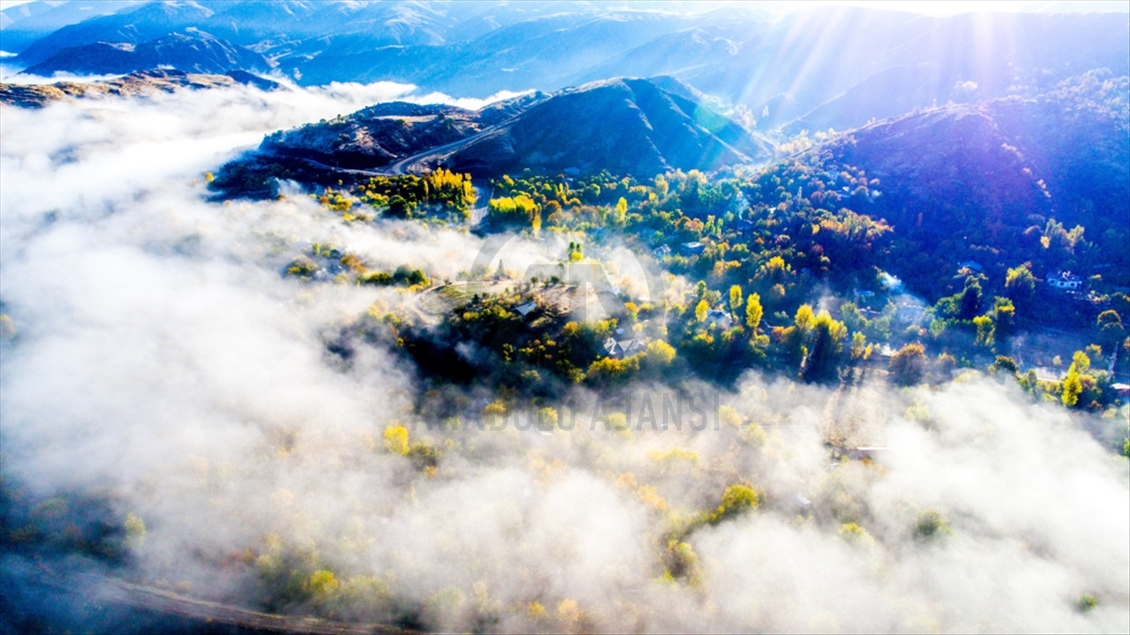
[807,72,1130,289]
[442,78,771,176]
[221,76,772,195]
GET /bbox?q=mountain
[21,29,271,76]
[213,76,773,197]
[259,100,505,170]
[805,72,1130,289]
[9,2,1126,137]
[442,77,772,176]
[15,1,218,66]
[775,12,1130,134]
[0,68,282,108]
[0,1,143,53]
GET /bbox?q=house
[1111,383,1130,400]
[957,260,983,273]
[603,337,647,359]
[1046,271,1083,291]
[847,446,890,461]
[515,301,537,318]
[894,300,926,324]
[652,244,671,258]
[619,339,646,357]
[705,309,734,330]
[604,337,621,358]
[680,241,705,256]
[853,289,875,301]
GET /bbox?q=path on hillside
[383,125,505,176]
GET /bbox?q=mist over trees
[1,3,1129,633]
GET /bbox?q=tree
[803,311,848,381]
[958,276,982,320]
[1004,264,1036,310]
[973,314,995,347]
[614,197,628,224]
[384,425,409,455]
[794,304,816,333]
[1097,310,1125,351]
[645,340,676,367]
[850,331,870,361]
[745,293,763,332]
[729,285,743,318]
[705,484,759,525]
[1071,350,1091,374]
[695,299,709,323]
[990,355,1019,376]
[993,297,1015,337]
[388,195,411,218]
[1061,370,1083,407]
[889,343,926,386]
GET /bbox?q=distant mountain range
[3,1,1126,134]
[21,28,271,76]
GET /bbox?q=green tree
[1004,263,1036,310]
[803,311,848,381]
[958,276,982,320]
[993,297,1015,337]
[989,355,1019,376]
[1097,310,1125,351]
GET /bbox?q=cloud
[1,82,1127,633]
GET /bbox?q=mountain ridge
[0,67,283,108]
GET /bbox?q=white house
[1046,271,1083,290]
[706,309,734,330]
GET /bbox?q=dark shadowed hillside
[811,72,1129,292]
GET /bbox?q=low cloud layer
[1,83,1127,633]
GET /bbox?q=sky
[2,0,1129,14]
